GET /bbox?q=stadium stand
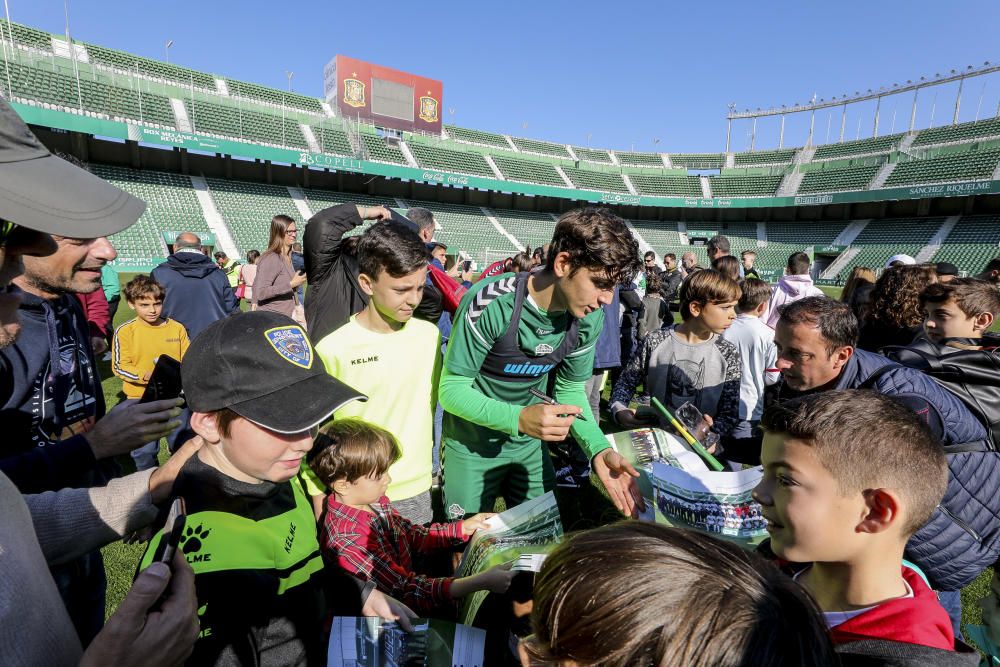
[852,217,945,245]
[766,220,849,246]
[616,151,666,167]
[205,178,303,255]
[733,148,796,166]
[628,220,683,249]
[4,60,175,127]
[812,133,903,160]
[224,79,324,114]
[914,117,1000,147]
[360,133,408,164]
[302,190,398,238]
[560,166,630,193]
[84,43,218,90]
[408,143,495,177]
[929,214,1000,274]
[0,19,54,51]
[312,125,355,156]
[709,174,783,197]
[884,150,1000,186]
[510,137,572,159]
[628,174,703,197]
[490,210,558,251]
[492,154,566,186]
[797,165,880,193]
[91,165,206,265]
[837,243,926,278]
[398,199,518,260]
[445,125,512,150]
[669,153,726,169]
[187,99,307,148]
[572,146,614,164]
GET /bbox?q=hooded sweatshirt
[765,273,824,328]
[151,249,239,340]
[0,291,108,492]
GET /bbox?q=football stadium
[2,17,1000,281]
[0,6,1000,665]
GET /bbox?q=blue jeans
[130,440,160,471]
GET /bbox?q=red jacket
[829,565,955,652]
[76,289,111,342]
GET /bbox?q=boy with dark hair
[741,250,761,280]
[138,311,368,665]
[753,390,978,662]
[920,278,1000,347]
[111,275,190,470]
[765,251,823,327]
[611,270,742,443]
[721,278,778,465]
[311,419,514,616]
[637,273,668,340]
[313,221,441,524]
[440,207,644,518]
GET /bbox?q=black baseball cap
[935,262,959,277]
[0,98,145,236]
[182,311,366,434]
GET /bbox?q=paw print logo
[181,524,211,554]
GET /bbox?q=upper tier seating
[765,221,849,246]
[224,79,323,114]
[560,166,630,193]
[797,165,880,193]
[914,117,1000,147]
[312,126,354,156]
[1,20,55,51]
[445,125,511,149]
[187,99,307,148]
[669,153,726,169]
[884,150,1000,186]
[85,43,217,90]
[852,217,944,245]
[510,137,572,159]
[709,175,782,197]
[572,146,614,164]
[492,155,566,186]
[408,143,495,177]
[398,199,518,258]
[812,133,903,160]
[5,60,175,127]
[360,133,408,164]
[616,151,665,167]
[733,148,796,166]
[629,174,703,197]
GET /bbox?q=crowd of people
[3,94,1000,666]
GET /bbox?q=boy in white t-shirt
[721,278,779,467]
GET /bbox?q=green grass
[97,274,992,635]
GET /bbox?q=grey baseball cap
[0,98,145,236]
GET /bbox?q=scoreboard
[323,55,443,134]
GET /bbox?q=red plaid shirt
[320,495,468,615]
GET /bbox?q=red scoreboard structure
[323,55,443,135]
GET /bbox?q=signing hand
[614,408,654,429]
[518,403,580,441]
[592,449,644,518]
[85,398,184,460]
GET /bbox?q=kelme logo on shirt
[534,343,554,355]
[504,362,555,376]
[264,326,313,370]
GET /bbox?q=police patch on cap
[265,326,313,369]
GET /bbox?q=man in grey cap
[0,97,200,663]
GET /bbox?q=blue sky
[12,0,1000,153]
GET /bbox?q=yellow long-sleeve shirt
[112,317,190,399]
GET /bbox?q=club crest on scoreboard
[343,79,366,108]
[419,95,439,122]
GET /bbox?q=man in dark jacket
[151,232,239,340]
[773,296,999,634]
[661,252,683,304]
[302,203,392,343]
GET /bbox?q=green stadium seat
[616,151,664,168]
[560,166,630,193]
[884,150,1000,186]
[914,117,1000,147]
[85,43,217,90]
[709,175,782,197]
[1,19,54,51]
[797,165,880,193]
[398,199,518,262]
[186,99,306,148]
[669,153,726,170]
[492,155,565,186]
[629,174,703,197]
[510,137,572,159]
[572,146,614,164]
[733,148,796,166]
[812,133,903,160]
[491,210,557,250]
[205,179,302,255]
[766,221,849,246]
[312,125,354,156]
[445,125,512,150]
[408,143,495,177]
[360,133,408,165]
[224,79,323,114]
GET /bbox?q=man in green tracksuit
[440,207,645,518]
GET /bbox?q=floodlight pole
[839,104,847,142]
[64,0,83,113]
[909,89,919,132]
[2,0,13,98]
[778,114,785,148]
[725,117,732,153]
[165,40,173,64]
[953,76,964,125]
[807,109,816,147]
[873,96,881,138]
[750,117,757,151]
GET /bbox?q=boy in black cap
[138,311,368,666]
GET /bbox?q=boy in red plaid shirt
[309,419,516,617]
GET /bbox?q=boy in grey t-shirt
[612,270,742,443]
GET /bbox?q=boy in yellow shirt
[112,275,189,470]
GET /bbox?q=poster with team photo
[327,616,485,667]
